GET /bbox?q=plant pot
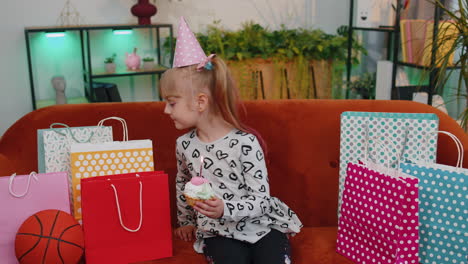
[143,61,155,71]
[310,60,333,99]
[228,58,283,100]
[227,58,333,100]
[105,63,116,73]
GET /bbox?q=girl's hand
[194,198,224,219]
[174,225,196,242]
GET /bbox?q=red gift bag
[81,171,172,264]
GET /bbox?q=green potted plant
[142,56,155,71]
[164,21,365,100]
[169,21,364,100]
[347,72,376,99]
[104,53,116,73]
[427,0,467,130]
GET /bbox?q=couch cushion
[290,227,353,264]
[1,100,467,227]
[136,227,352,264]
[134,239,205,264]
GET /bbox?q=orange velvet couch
[0,99,467,264]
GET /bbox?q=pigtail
[210,57,241,128]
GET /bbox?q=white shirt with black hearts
[175,129,303,253]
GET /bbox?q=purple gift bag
[0,172,71,264]
[337,162,420,264]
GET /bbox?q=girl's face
[163,93,200,130]
[161,69,208,130]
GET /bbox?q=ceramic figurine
[125,48,141,70]
[51,76,67,105]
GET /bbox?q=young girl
[161,17,302,264]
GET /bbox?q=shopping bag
[0,172,70,264]
[37,123,113,173]
[37,122,113,211]
[70,117,154,221]
[400,131,467,264]
[339,111,438,217]
[336,161,419,264]
[81,172,172,264]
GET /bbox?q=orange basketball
[15,209,84,264]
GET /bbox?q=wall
[0,0,348,136]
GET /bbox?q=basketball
[15,209,84,264]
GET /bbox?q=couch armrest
[0,153,14,175]
[436,111,468,168]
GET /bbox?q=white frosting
[184,182,215,199]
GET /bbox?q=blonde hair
[160,57,267,153]
[160,57,243,130]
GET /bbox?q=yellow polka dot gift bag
[70,117,154,222]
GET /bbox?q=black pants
[203,229,291,264]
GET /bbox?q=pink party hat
[173,17,208,68]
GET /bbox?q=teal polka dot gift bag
[339,112,439,220]
[400,131,467,264]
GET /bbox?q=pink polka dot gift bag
[337,141,420,264]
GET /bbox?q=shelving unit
[25,24,173,109]
[346,0,396,99]
[346,0,461,105]
[390,0,462,105]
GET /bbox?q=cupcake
[184,177,216,206]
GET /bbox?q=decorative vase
[105,63,116,73]
[131,0,157,25]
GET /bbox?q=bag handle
[364,122,410,168]
[364,136,415,181]
[98,117,128,141]
[364,136,392,173]
[8,172,38,198]
[417,131,464,168]
[50,123,95,143]
[109,180,143,232]
[364,122,412,179]
[438,131,463,168]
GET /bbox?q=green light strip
[46,32,66,38]
[113,30,133,35]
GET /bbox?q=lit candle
[199,156,204,178]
